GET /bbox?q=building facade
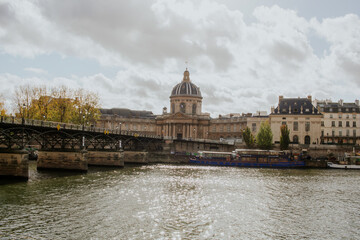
[270,96,322,145]
[314,99,360,145]
[96,70,360,147]
[155,69,210,139]
[96,108,156,135]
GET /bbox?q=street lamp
[22,103,26,125]
[119,122,122,134]
[193,128,196,139]
[82,115,85,130]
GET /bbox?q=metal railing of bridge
[0,116,162,139]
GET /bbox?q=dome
[170,69,202,98]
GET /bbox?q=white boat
[327,162,360,169]
[327,154,360,169]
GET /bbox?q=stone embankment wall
[37,150,88,171]
[0,150,28,179]
[123,151,148,164]
[87,151,124,167]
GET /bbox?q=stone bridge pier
[37,150,88,172]
[0,150,29,180]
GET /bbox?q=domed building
[156,69,210,139]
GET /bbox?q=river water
[1,162,359,239]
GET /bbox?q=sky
[0,0,360,116]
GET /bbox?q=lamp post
[22,103,25,125]
[82,115,85,130]
[193,128,196,139]
[119,122,122,134]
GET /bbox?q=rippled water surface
[1,162,360,239]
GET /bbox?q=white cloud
[0,1,359,116]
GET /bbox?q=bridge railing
[0,116,162,139]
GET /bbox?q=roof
[170,69,202,98]
[272,98,321,115]
[316,101,360,113]
[100,108,156,119]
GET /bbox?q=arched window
[192,104,197,115]
[304,135,310,145]
[180,102,186,113]
[293,135,299,144]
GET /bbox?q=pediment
[172,112,190,119]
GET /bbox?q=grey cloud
[269,40,310,65]
[36,0,238,70]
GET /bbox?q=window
[180,102,186,113]
[330,114,333,118]
[192,104,197,115]
[332,121,335,127]
[332,130,335,137]
[346,121,350,127]
[353,115,356,119]
[305,122,310,131]
[282,121,286,126]
[212,125,216,132]
[339,130,342,137]
[321,121,324,127]
[321,131,324,136]
[339,114,342,119]
[353,122,357,127]
[346,114,349,119]
[293,122,298,131]
[227,125,231,132]
[339,121,342,127]
[220,125,224,132]
[346,130,350,137]
[354,130,357,137]
[329,108,333,112]
[293,135,299,144]
[252,123,256,132]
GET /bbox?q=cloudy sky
[0,0,360,116]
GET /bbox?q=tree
[256,121,273,150]
[243,127,255,148]
[280,124,290,150]
[12,85,101,124]
[0,95,7,116]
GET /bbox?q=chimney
[338,99,344,106]
[163,107,167,114]
[356,100,359,106]
[279,96,284,102]
[271,106,275,114]
[307,95,312,102]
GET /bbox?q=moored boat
[327,154,360,169]
[189,149,305,168]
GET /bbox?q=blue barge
[189,149,305,168]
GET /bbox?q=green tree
[243,127,255,148]
[280,124,290,150]
[256,121,273,150]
